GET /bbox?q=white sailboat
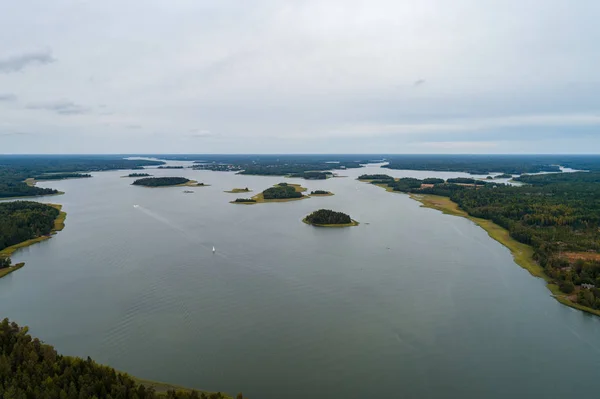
[212,246,216,254]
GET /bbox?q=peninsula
[303,209,358,227]
[0,201,66,279]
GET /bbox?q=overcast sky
[1,0,599,154]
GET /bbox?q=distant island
[289,171,333,180]
[358,174,394,181]
[157,165,185,169]
[310,190,334,196]
[33,173,92,181]
[231,183,308,204]
[125,173,152,177]
[303,209,358,227]
[495,173,514,179]
[225,187,252,193]
[132,177,204,187]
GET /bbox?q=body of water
[1,162,600,399]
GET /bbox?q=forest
[288,171,332,179]
[233,198,256,203]
[368,172,600,308]
[262,185,303,199]
[311,190,331,195]
[132,177,190,187]
[0,156,163,198]
[158,166,185,169]
[358,174,394,180]
[304,209,352,225]
[0,201,60,253]
[33,173,92,180]
[0,319,241,399]
[128,173,152,177]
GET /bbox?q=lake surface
[2,162,600,399]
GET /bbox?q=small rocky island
[132,177,203,187]
[231,183,307,204]
[309,190,334,196]
[303,209,358,227]
[225,187,252,193]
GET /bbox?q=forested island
[310,190,334,196]
[158,166,185,169]
[132,177,202,187]
[288,171,333,179]
[231,183,308,204]
[0,155,164,198]
[33,173,92,180]
[0,319,241,399]
[495,173,514,179]
[126,173,152,177]
[0,201,66,278]
[303,209,358,227]
[361,171,600,316]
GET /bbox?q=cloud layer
[1,0,599,153]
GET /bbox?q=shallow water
[1,162,600,399]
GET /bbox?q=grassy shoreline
[0,204,66,279]
[408,193,600,317]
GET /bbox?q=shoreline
[0,204,67,279]
[0,191,65,201]
[408,193,600,317]
[129,375,232,399]
[302,217,359,227]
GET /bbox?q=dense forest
[0,201,60,253]
[0,156,163,198]
[262,185,303,199]
[132,177,189,187]
[288,171,332,179]
[304,209,352,225]
[446,178,487,185]
[368,172,600,309]
[358,174,394,180]
[0,319,240,399]
[33,173,92,180]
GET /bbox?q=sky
[1,0,600,154]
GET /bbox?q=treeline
[311,190,330,195]
[372,172,600,305]
[132,177,189,187]
[0,319,239,399]
[128,173,151,177]
[34,173,92,180]
[358,174,393,180]
[446,178,487,185]
[262,185,303,199]
[234,198,256,203]
[0,156,163,198]
[289,171,332,180]
[305,209,352,225]
[0,201,59,252]
[158,166,185,169]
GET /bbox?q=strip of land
[0,204,66,279]
[407,193,600,317]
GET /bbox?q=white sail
[212,246,216,253]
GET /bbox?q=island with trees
[0,155,164,198]
[125,173,152,177]
[0,318,242,399]
[303,209,358,227]
[231,183,308,204]
[132,177,205,187]
[0,201,66,278]
[224,187,252,193]
[158,165,185,169]
[494,173,514,179]
[309,190,334,196]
